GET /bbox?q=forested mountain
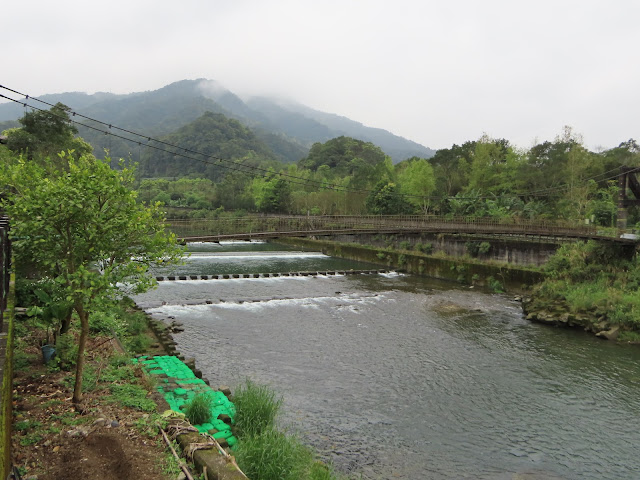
[247,97,435,162]
[0,79,434,163]
[138,111,281,180]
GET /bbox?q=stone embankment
[521,297,621,341]
[144,314,247,480]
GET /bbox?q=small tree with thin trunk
[1,151,183,403]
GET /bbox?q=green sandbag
[213,430,233,440]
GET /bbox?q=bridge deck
[167,215,637,245]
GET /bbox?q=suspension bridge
[167,215,638,244]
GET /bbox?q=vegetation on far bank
[526,241,640,339]
[133,129,639,232]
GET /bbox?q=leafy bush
[89,310,124,335]
[126,333,151,354]
[478,241,491,254]
[233,379,282,438]
[125,312,148,335]
[399,241,411,250]
[465,241,480,257]
[487,276,504,293]
[415,242,433,254]
[101,359,136,383]
[532,241,640,330]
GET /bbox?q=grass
[232,380,347,479]
[19,432,43,446]
[235,429,314,480]
[133,413,168,438]
[183,393,213,425]
[232,379,283,438]
[159,444,183,478]
[108,384,157,412]
[618,331,640,342]
[50,411,89,426]
[530,241,640,331]
[14,420,42,432]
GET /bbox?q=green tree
[466,135,520,195]
[430,141,474,196]
[396,157,436,213]
[4,102,92,162]
[1,152,183,403]
[251,175,292,213]
[365,181,414,215]
[298,136,387,179]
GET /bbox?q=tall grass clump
[232,379,282,438]
[232,379,346,480]
[184,393,213,425]
[235,429,313,480]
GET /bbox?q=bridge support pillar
[617,166,640,232]
[617,205,627,231]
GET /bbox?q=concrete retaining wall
[323,232,560,267]
[276,237,545,293]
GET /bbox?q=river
[133,241,640,480]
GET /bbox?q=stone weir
[155,269,387,281]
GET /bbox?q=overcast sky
[2,0,638,151]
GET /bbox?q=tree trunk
[60,312,73,335]
[72,304,90,404]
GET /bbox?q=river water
[133,242,640,480]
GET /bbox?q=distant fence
[165,214,629,243]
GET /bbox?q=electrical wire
[1,84,638,204]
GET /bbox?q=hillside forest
[2,101,639,228]
[131,116,638,229]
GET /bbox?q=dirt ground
[11,336,177,480]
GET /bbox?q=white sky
[2,0,639,151]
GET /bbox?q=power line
[0,86,370,195]
[1,84,637,204]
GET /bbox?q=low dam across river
[133,241,640,480]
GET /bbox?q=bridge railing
[166,214,603,240]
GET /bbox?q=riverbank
[9,305,180,480]
[519,241,640,344]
